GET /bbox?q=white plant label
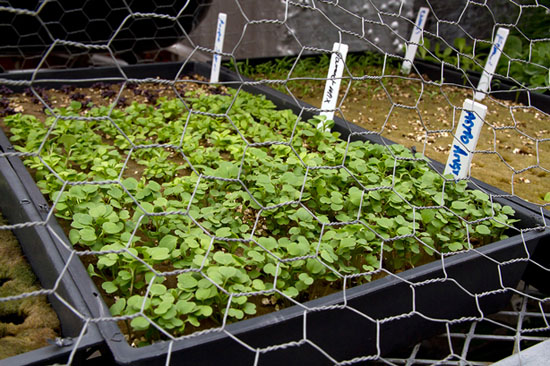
[474,27,509,101]
[444,99,488,179]
[401,7,430,74]
[209,12,227,84]
[319,42,349,130]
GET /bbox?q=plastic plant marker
[444,99,488,179]
[319,42,348,130]
[210,12,227,84]
[446,28,507,178]
[401,7,430,75]
[474,27,509,101]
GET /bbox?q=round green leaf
[287,242,303,256]
[218,266,237,279]
[502,206,515,215]
[451,201,468,210]
[82,184,98,194]
[117,270,131,282]
[153,197,168,207]
[107,187,123,199]
[320,249,335,263]
[97,254,117,268]
[283,286,299,297]
[196,305,213,317]
[68,186,86,199]
[102,281,118,294]
[258,237,277,250]
[187,315,200,327]
[340,237,356,249]
[178,273,199,289]
[215,227,232,238]
[73,213,93,227]
[176,300,196,314]
[295,207,312,221]
[196,287,216,300]
[89,204,107,218]
[153,301,172,315]
[127,295,146,310]
[150,283,167,296]
[252,279,265,290]
[159,235,178,251]
[102,221,122,234]
[227,308,244,319]
[248,250,265,263]
[122,177,138,191]
[447,242,464,251]
[476,224,491,235]
[79,228,97,242]
[119,210,130,220]
[471,190,489,201]
[213,251,235,265]
[263,263,279,276]
[298,273,314,285]
[243,302,257,315]
[146,181,161,192]
[147,247,170,261]
[322,230,337,241]
[109,298,126,316]
[331,203,343,211]
[69,229,80,244]
[130,316,150,331]
[349,187,363,206]
[396,227,412,236]
[306,259,325,274]
[330,192,343,204]
[377,218,394,229]
[193,254,207,267]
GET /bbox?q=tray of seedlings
[0,60,548,365]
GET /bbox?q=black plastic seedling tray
[1,61,549,365]
[0,132,104,365]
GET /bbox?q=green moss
[0,213,60,360]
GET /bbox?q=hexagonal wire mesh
[0,0,549,365]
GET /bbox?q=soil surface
[256,67,550,206]
[0,213,60,360]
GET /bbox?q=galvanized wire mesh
[0,0,549,365]
[374,282,550,365]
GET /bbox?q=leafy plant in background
[415,37,490,74]
[496,35,550,92]
[227,5,549,95]
[2,87,518,345]
[224,50,389,96]
[414,0,550,93]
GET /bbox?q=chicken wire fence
[0,0,549,365]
